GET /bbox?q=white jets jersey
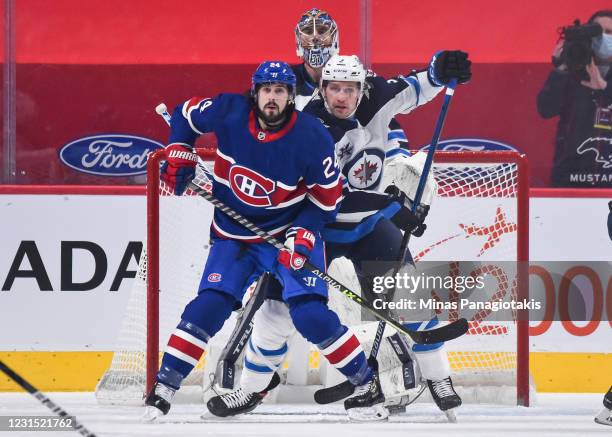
[304,70,442,193]
[303,70,443,242]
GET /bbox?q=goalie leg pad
[240,300,294,393]
[289,295,371,386]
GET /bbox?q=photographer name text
[373,298,542,311]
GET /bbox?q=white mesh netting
[95,151,530,406]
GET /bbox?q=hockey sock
[289,296,372,386]
[242,337,288,393]
[405,318,450,381]
[405,318,444,352]
[158,290,237,389]
[241,299,293,393]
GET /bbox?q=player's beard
[256,101,293,128]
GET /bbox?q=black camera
[556,19,603,76]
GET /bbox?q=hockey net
[95,149,531,406]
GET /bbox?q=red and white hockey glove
[161,143,198,195]
[278,227,316,271]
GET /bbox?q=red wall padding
[10,0,610,63]
[5,0,611,186]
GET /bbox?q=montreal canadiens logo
[292,257,305,269]
[229,165,276,207]
[208,273,222,282]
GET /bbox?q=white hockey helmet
[295,8,339,68]
[320,54,367,117]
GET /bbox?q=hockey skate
[594,386,612,426]
[205,372,281,418]
[344,372,389,422]
[427,377,462,422]
[142,381,176,422]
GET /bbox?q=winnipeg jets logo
[346,150,384,189]
[353,159,378,184]
[576,137,612,169]
[229,165,276,207]
[459,206,517,256]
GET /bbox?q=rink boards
[0,191,610,392]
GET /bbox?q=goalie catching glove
[428,50,471,86]
[385,185,429,237]
[161,143,198,195]
[278,227,316,271]
[380,151,437,237]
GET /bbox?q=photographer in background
[537,10,612,187]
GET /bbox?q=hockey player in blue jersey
[143,61,387,421]
[206,53,471,420]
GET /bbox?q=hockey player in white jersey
[206,52,471,420]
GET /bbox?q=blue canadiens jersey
[168,94,342,241]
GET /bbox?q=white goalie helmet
[321,54,367,117]
[295,8,339,68]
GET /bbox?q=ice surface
[0,392,608,437]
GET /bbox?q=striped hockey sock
[319,326,372,386]
[158,320,210,389]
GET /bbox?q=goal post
[424,151,530,406]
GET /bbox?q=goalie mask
[295,8,339,68]
[320,54,367,118]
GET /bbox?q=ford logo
[420,138,519,152]
[59,134,164,176]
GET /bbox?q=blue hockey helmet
[251,61,297,100]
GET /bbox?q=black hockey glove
[385,185,429,237]
[428,50,472,86]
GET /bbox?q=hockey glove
[385,185,429,237]
[161,143,198,195]
[278,227,316,271]
[428,50,472,86]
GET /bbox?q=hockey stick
[314,79,458,404]
[396,80,458,273]
[213,272,269,389]
[0,360,97,437]
[183,180,466,344]
[155,103,172,124]
[153,102,467,344]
